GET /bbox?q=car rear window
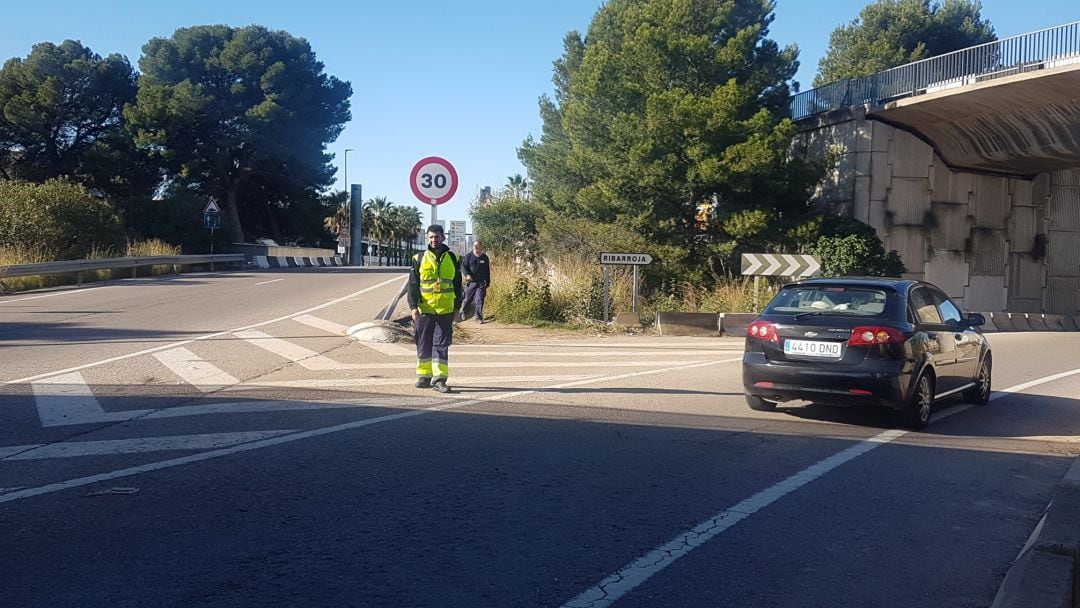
[765,286,891,316]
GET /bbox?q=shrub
[812,233,906,277]
[0,179,125,259]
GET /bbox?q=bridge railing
[791,20,1080,120]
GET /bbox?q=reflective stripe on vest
[415,250,456,314]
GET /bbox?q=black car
[742,277,992,429]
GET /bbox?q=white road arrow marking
[0,431,294,461]
[153,348,239,392]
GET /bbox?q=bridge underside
[869,63,1080,176]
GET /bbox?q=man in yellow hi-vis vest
[407,224,463,393]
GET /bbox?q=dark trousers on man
[462,282,488,321]
[414,312,454,381]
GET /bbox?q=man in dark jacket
[460,239,491,323]
[407,224,462,393]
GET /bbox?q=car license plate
[784,339,842,358]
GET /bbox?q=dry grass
[0,239,183,293]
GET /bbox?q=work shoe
[415,377,431,389]
[432,380,451,393]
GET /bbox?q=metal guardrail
[791,20,1080,120]
[0,254,245,293]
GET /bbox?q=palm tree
[322,189,349,250]
[506,173,528,199]
[364,196,394,265]
[395,205,423,263]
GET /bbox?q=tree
[519,0,821,282]
[0,40,156,199]
[505,173,529,199]
[125,25,352,243]
[814,0,996,86]
[363,196,394,265]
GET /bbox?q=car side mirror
[966,313,986,327]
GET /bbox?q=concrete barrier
[989,312,1016,332]
[992,457,1080,607]
[976,312,1000,333]
[1066,317,1080,332]
[655,312,720,336]
[614,312,642,327]
[1026,314,1051,332]
[1044,314,1067,331]
[719,313,758,337]
[1009,313,1033,332]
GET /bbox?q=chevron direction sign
[741,253,821,277]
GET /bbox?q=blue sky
[1,1,1076,229]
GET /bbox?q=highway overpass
[794,21,1080,315]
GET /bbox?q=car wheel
[745,394,776,411]
[900,373,934,430]
[963,356,992,406]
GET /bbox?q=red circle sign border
[409,156,459,205]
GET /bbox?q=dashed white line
[255,278,285,286]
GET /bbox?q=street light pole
[343,148,354,264]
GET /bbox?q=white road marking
[359,340,414,356]
[0,359,737,504]
[254,279,284,286]
[235,329,363,370]
[451,349,739,357]
[0,286,106,304]
[228,374,602,390]
[0,431,293,460]
[3,274,406,387]
[32,372,151,426]
[153,347,240,392]
[558,368,1080,608]
[332,360,707,369]
[292,314,348,335]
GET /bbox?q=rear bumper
[742,352,910,409]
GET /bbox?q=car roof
[783,276,916,291]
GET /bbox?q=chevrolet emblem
[804,331,818,337]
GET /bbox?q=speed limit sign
[409,156,458,205]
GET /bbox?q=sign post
[598,252,654,321]
[410,156,458,226]
[203,198,221,271]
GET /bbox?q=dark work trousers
[414,312,454,381]
[461,282,488,321]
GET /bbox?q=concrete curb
[991,457,1080,608]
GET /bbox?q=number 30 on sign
[410,156,458,206]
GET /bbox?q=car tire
[745,394,776,411]
[963,356,992,406]
[900,373,934,430]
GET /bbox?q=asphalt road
[2,268,1079,608]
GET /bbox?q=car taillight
[747,321,778,343]
[848,326,904,345]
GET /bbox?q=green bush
[0,180,125,259]
[812,233,906,277]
